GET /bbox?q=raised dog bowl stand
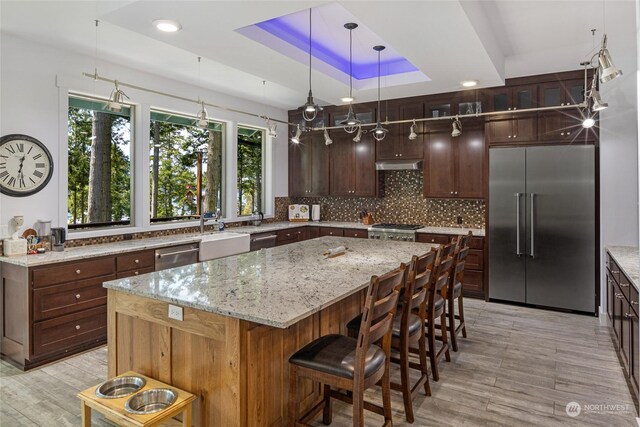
[77,371,196,427]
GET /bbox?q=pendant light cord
[308,9,312,90]
[377,49,381,123]
[94,20,99,77]
[349,28,353,99]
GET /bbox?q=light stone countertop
[0,221,484,267]
[606,246,639,290]
[103,236,438,328]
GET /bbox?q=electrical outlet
[168,304,183,321]
[456,216,463,225]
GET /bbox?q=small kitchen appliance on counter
[311,205,321,222]
[51,227,66,252]
[367,223,423,242]
[3,215,27,256]
[288,204,309,222]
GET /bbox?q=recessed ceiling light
[153,19,182,33]
[341,96,354,103]
[461,80,479,87]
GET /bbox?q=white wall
[0,34,289,240]
[598,0,639,311]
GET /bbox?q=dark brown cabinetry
[376,101,423,160]
[423,127,485,199]
[329,131,376,197]
[289,132,330,197]
[488,85,537,112]
[486,117,537,145]
[275,226,365,246]
[416,233,485,298]
[538,79,594,143]
[606,251,639,400]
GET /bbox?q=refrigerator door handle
[530,193,535,258]
[515,193,522,256]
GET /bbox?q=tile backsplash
[279,170,485,228]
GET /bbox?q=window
[237,126,264,216]
[149,110,224,223]
[67,95,133,230]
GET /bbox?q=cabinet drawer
[32,257,115,288]
[33,305,107,357]
[343,229,368,239]
[33,274,112,321]
[276,237,299,247]
[116,251,154,272]
[464,249,484,271]
[277,228,301,242]
[462,270,483,296]
[116,266,154,279]
[469,237,484,250]
[319,228,344,237]
[416,234,450,245]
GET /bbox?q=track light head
[323,128,333,145]
[408,120,417,141]
[582,117,596,128]
[291,124,302,144]
[196,101,209,129]
[266,119,277,138]
[451,116,462,137]
[107,81,128,112]
[598,34,622,83]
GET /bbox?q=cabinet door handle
[454,191,458,195]
[134,259,139,264]
[620,284,629,288]
[399,153,403,157]
[632,301,639,306]
[508,107,512,111]
[508,135,512,138]
[76,269,81,274]
[75,294,81,299]
[75,325,81,330]
[450,191,454,195]
[354,233,358,237]
[616,293,624,299]
[560,132,565,136]
[134,271,139,276]
[612,270,620,274]
[625,313,636,319]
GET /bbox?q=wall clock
[0,134,54,197]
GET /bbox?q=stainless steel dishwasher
[155,242,200,271]
[249,232,277,251]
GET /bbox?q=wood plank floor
[1,299,637,426]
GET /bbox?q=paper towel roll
[312,205,321,221]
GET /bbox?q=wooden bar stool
[425,246,454,382]
[445,233,471,351]
[288,265,405,427]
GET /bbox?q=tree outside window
[237,126,264,216]
[67,96,132,229]
[149,111,224,222]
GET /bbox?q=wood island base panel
[107,289,364,426]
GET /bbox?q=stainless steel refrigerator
[489,145,596,313]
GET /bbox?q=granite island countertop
[606,246,639,289]
[103,236,438,329]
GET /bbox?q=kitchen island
[103,236,436,426]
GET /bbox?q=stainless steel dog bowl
[95,376,146,399]
[125,388,177,415]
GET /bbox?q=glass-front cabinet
[489,85,537,112]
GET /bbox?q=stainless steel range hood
[375,160,423,170]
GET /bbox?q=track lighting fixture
[408,120,417,141]
[353,125,363,143]
[266,119,278,138]
[371,45,388,142]
[582,117,596,129]
[196,101,209,129]
[597,34,622,84]
[323,128,333,145]
[340,23,360,134]
[291,124,302,144]
[451,116,462,137]
[589,72,609,112]
[107,80,129,112]
[300,9,320,122]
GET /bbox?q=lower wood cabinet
[319,227,344,237]
[416,233,486,299]
[607,251,639,400]
[275,226,366,246]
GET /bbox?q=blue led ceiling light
[237,5,422,83]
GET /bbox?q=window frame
[66,92,136,233]
[235,124,266,218]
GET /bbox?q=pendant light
[291,124,302,144]
[371,45,388,141]
[340,23,360,134]
[300,8,320,122]
[195,57,209,129]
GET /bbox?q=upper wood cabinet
[288,131,330,197]
[538,79,584,107]
[376,101,423,160]
[329,130,377,197]
[423,127,485,199]
[486,116,537,145]
[488,85,537,112]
